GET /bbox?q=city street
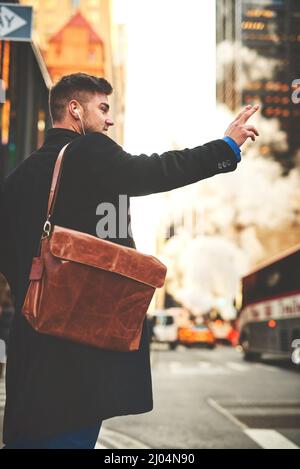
[1,345,300,449]
[98,345,300,449]
[1,0,300,452]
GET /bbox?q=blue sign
[0,3,33,41]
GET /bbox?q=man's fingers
[233,105,253,122]
[239,105,260,124]
[226,106,260,146]
[246,131,256,142]
[244,125,259,136]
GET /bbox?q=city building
[217,0,300,170]
[0,1,52,183]
[20,0,105,50]
[0,0,52,308]
[45,11,105,84]
[20,0,127,144]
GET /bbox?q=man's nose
[106,118,114,127]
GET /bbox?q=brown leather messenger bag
[22,144,167,351]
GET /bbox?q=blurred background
[1,0,300,449]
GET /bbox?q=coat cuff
[212,139,239,173]
[222,136,241,162]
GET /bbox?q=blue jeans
[3,423,102,449]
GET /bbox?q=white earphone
[75,109,86,135]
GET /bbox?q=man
[0,73,259,448]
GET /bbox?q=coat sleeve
[78,133,238,197]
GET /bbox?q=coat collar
[45,128,81,145]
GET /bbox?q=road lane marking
[244,429,299,449]
[207,398,247,430]
[208,398,300,449]
[96,427,151,450]
[252,363,280,373]
[168,361,231,375]
[0,381,5,410]
[197,361,212,368]
[95,442,108,449]
[166,361,257,376]
[164,359,281,376]
[225,362,251,372]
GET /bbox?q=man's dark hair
[49,73,113,122]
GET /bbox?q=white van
[149,310,178,350]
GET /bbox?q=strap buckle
[41,219,52,239]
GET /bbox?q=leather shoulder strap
[47,143,70,219]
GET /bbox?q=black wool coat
[0,128,238,443]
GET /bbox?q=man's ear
[69,100,81,119]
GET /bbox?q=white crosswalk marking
[0,377,5,447]
[96,427,150,450]
[209,398,300,449]
[154,359,280,376]
[168,361,232,375]
[225,362,251,372]
[197,361,212,368]
[253,363,280,373]
[95,442,108,449]
[0,380,5,408]
[244,429,299,449]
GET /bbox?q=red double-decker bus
[238,243,300,362]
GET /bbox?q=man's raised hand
[224,105,260,147]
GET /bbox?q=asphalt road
[98,345,300,449]
[1,345,300,449]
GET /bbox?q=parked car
[178,324,215,349]
[208,319,239,346]
[149,310,179,350]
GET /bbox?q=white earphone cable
[77,111,86,136]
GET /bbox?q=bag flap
[49,225,167,288]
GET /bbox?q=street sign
[0,3,32,41]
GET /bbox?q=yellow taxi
[178,324,215,349]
